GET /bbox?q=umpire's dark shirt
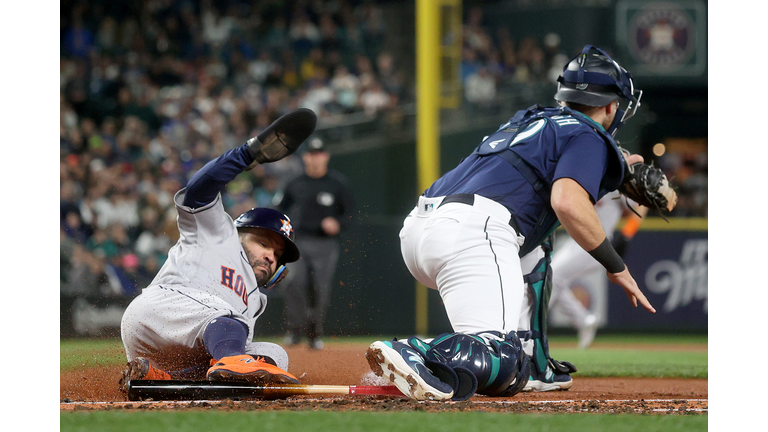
[276,171,355,238]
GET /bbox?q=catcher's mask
[554,45,642,136]
[235,208,300,288]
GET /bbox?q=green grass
[546,334,707,379]
[61,411,707,432]
[60,338,127,370]
[544,348,706,378]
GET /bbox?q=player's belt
[436,194,522,236]
[437,193,475,208]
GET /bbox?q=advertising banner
[550,229,707,331]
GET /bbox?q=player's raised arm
[183,109,316,209]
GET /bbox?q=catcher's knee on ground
[408,331,530,397]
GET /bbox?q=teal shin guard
[519,238,577,375]
[520,239,578,377]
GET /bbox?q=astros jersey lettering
[152,189,267,317]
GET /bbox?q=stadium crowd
[60,1,706,298]
[60,0,402,297]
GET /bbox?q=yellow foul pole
[415,0,440,336]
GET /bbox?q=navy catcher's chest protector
[473,105,625,256]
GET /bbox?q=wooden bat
[126,380,405,401]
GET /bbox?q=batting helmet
[234,208,300,264]
[554,45,642,136]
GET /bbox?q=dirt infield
[60,343,707,414]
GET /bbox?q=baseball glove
[618,161,678,214]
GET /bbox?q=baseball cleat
[207,354,299,385]
[578,314,598,350]
[365,340,454,401]
[119,357,171,393]
[246,108,317,167]
[522,366,573,392]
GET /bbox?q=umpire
[276,138,355,349]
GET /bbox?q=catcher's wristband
[588,238,625,274]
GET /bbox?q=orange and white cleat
[207,354,299,385]
[119,357,171,393]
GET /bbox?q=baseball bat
[126,380,404,401]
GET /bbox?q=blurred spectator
[263,154,305,193]
[265,16,289,55]
[355,0,386,60]
[353,54,376,89]
[659,151,708,217]
[319,12,343,53]
[464,67,496,108]
[63,14,95,58]
[254,173,282,209]
[542,32,568,82]
[482,49,504,86]
[104,253,143,297]
[62,211,91,245]
[61,181,82,222]
[376,52,404,100]
[461,46,481,83]
[202,6,235,50]
[86,226,119,259]
[300,47,327,83]
[61,227,77,286]
[330,65,362,113]
[463,7,492,59]
[290,13,321,58]
[249,51,276,85]
[130,207,172,259]
[300,76,336,117]
[64,246,108,296]
[512,37,547,83]
[359,80,391,117]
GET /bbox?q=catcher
[366,45,677,401]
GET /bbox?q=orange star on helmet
[280,219,293,236]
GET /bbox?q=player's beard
[244,252,273,286]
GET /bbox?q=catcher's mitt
[618,161,677,214]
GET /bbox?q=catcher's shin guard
[408,331,529,397]
[519,239,577,379]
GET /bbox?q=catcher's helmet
[234,208,300,264]
[554,45,642,136]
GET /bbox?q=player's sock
[203,317,249,360]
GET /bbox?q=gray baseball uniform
[120,190,286,370]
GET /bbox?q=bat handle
[348,385,404,396]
